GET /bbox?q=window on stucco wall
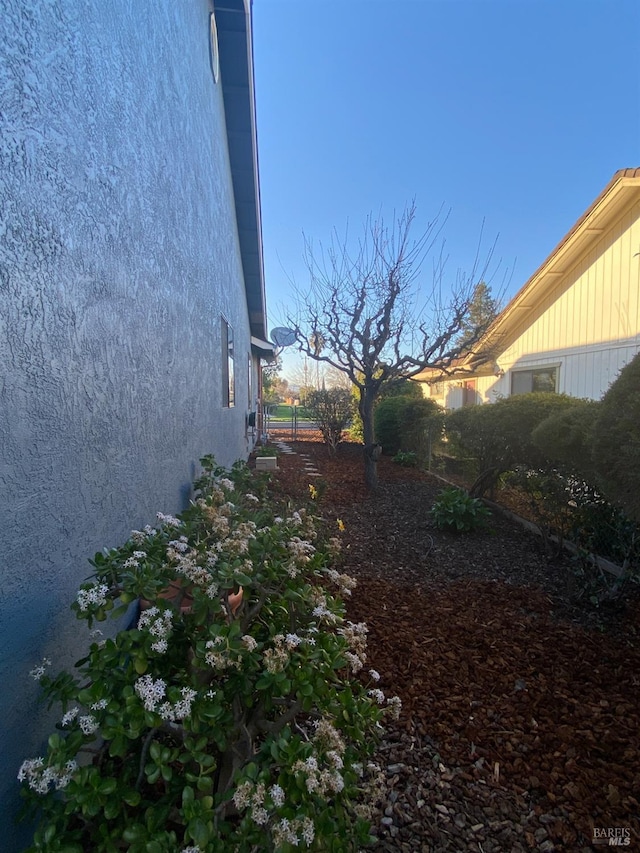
[511,365,558,395]
[222,317,235,407]
[209,12,220,83]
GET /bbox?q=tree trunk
[360,388,378,491]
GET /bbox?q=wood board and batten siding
[418,169,640,407]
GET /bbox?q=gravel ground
[265,436,640,852]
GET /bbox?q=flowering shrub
[19,456,399,852]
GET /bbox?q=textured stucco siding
[0,1,253,842]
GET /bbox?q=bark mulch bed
[261,434,640,852]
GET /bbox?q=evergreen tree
[457,282,499,351]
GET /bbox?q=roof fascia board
[479,171,640,355]
[215,0,268,340]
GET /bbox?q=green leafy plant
[254,445,281,457]
[430,486,491,533]
[19,457,398,852]
[392,450,418,467]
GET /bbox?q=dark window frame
[510,364,559,396]
[222,316,235,408]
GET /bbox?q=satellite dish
[270,327,297,348]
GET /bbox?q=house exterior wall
[496,199,640,400]
[428,198,640,409]
[0,1,257,843]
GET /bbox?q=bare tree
[289,203,503,490]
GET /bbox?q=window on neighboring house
[222,317,235,407]
[429,381,444,398]
[511,365,558,396]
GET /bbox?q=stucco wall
[0,1,254,843]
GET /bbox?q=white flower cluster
[313,718,346,755]
[272,816,315,848]
[326,536,342,556]
[138,606,173,654]
[241,635,258,652]
[291,719,347,800]
[261,629,318,675]
[168,536,189,554]
[156,512,182,528]
[337,621,368,673]
[131,525,158,544]
[233,558,254,579]
[325,569,357,597]
[385,695,402,720]
[79,714,99,735]
[134,675,196,721]
[232,780,315,847]
[245,492,260,503]
[309,589,341,626]
[367,688,386,705]
[76,583,110,612]
[292,753,344,798]
[203,504,230,536]
[221,521,257,557]
[123,550,147,568]
[134,675,167,711]
[233,780,269,825]
[59,706,99,734]
[29,657,52,681]
[167,542,214,591]
[18,757,78,794]
[353,761,386,820]
[287,536,316,566]
[61,707,79,726]
[204,635,246,671]
[286,508,317,541]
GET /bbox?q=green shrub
[392,450,418,467]
[375,396,444,460]
[305,388,354,454]
[430,486,491,533]
[377,378,423,400]
[531,400,601,482]
[566,479,640,569]
[19,457,398,852]
[445,393,585,494]
[592,353,640,523]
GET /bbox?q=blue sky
[252,0,639,376]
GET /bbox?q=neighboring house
[417,169,640,408]
[0,1,270,845]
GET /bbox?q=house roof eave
[215,0,268,341]
[477,168,640,355]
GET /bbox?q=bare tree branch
[287,205,509,489]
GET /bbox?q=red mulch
[260,434,640,852]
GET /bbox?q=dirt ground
[264,434,640,852]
